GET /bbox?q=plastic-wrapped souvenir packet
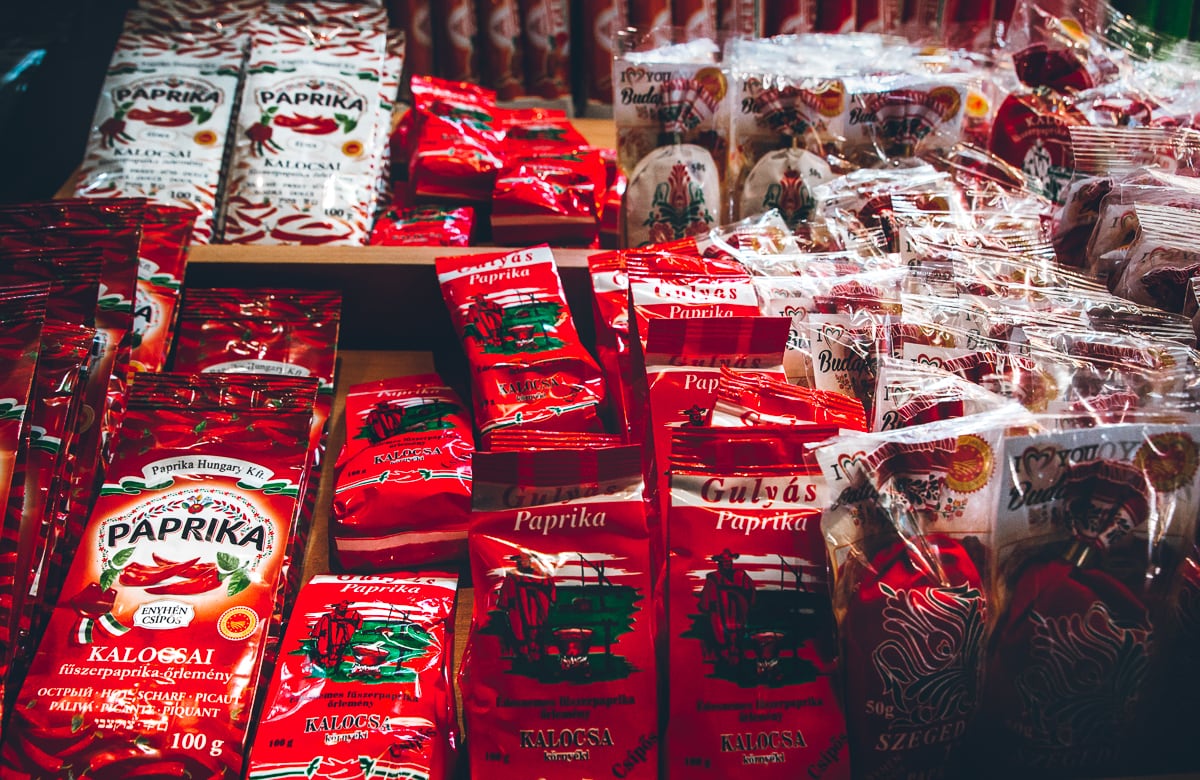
[710,364,868,430]
[842,73,970,164]
[816,405,1037,780]
[727,47,843,229]
[873,355,1025,431]
[615,33,726,247]
[982,421,1200,777]
[1112,203,1200,312]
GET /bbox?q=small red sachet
[408,76,505,204]
[332,374,474,570]
[246,572,459,780]
[370,206,475,247]
[461,442,658,779]
[436,245,606,435]
[131,204,195,373]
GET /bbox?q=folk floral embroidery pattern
[644,162,715,244]
[762,168,814,229]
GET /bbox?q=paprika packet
[434,0,478,82]
[173,288,341,634]
[407,76,506,204]
[369,205,475,246]
[2,372,316,779]
[246,572,459,780]
[816,405,1036,780]
[461,443,658,779]
[221,19,391,245]
[73,24,241,243]
[332,374,474,570]
[132,204,195,373]
[581,0,619,109]
[0,283,49,723]
[666,425,850,779]
[436,246,606,435]
[980,421,1200,777]
[519,0,571,99]
[481,0,525,100]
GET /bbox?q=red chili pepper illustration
[273,113,339,135]
[126,107,194,127]
[119,556,201,587]
[144,563,221,594]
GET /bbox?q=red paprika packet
[436,246,606,434]
[981,422,1200,777]
[666,425,849,778]
[710,364,868,430]
[173,288,341,635]
[461,444,658,779]
[132,204,195,373]
[581,0,619,109]
[482,429,625,450]
[12,323,94,681]
[246,572,459,780]
[673,0,718,41]
[816,405,1036,780]
[0,283,49,724]
[332,375,474,570]
[370,205,475,246]
[408,76,506,203]
[1,372,316,779]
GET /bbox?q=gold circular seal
[947,435,994,494]
[218,606,258,641]
[1135,432,1200,492]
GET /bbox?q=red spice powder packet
[132,204,195,373]
[762,0,812,34]
[332,374,474,570]
[408,76,506,203]
[483,429,625,450]
[2,372,315,778]
[12,323,94,679]
[581,0,619,106]
[436,245,606,435]
[492,154,604,247]
[173,288,341,638]
[666,425,848,778]
[462,444,658,779]
[246,572,459,780]
[0,283,49,723]
[370,206,476,247]
[673,0,718,39]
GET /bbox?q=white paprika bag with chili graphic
[1,372,316,779]
[220,19,391,245]
[246,572,459,780]
[75,23,242,244]
[461,443,658,779]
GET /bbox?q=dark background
[1,2,134,202]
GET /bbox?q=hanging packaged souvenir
[844,75,969,163]
[436,246,606,434]
[710,365,868,430]
[246,573,459,780]
[989,90,1089,206]
[817,405,1035,780]
[519,0,571,99]
[331,375,474,570]
[872,356,1016,431]
[982,422,1200,777]
[730,71,843,230]
[666,425,849,779]
[220,18,392,245]
[481,0,525,100]
[615,35,726,247]
[462,444,658,779]
[2,372,315,779]
[73,21,241,243]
